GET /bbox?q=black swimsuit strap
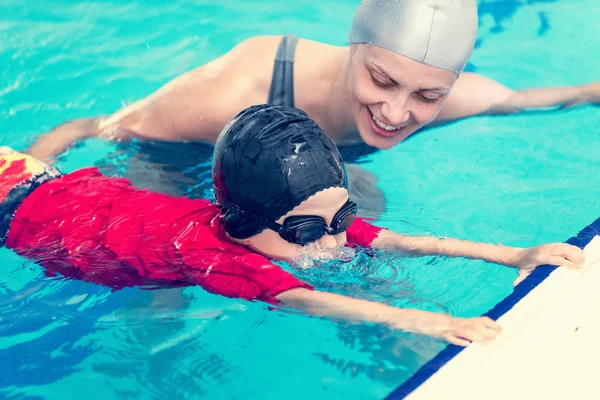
[267,34,299,108]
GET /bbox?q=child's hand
[516,243,585,270]
[436,316,502,347]
[512,243,585,286]
[401,313,502,347]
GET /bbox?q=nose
[381,94,411,126]
[317,235,338,249]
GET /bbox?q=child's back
[0,149,307,299]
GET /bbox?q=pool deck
[387,218,600,400]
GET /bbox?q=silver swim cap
[349,0,478,75]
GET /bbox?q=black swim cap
[212,104,347,239]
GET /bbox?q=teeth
[372,113,401,131]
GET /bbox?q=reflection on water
[90,289,234,400]
[98,139,215,200]
[0,275,124,389]
[478,0,557,36]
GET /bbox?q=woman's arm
[435,74,600,124]
[26,37,271,162]
[26,117,104,162]
[276,288,501,346]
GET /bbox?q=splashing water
[291,242,357,269]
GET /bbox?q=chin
[359,133,400,150]
[355,108,418,150]
[357,126,417,150]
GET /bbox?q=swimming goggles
[262,199,357,245]
[216,186,357,245]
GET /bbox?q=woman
[27,0,599,160]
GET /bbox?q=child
[0,105,584,346]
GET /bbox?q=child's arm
[276,288,500,346]
[181,241,499,346]
[370,229,585,271]
[346,217,585,271]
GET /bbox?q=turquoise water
[1,0,599,399]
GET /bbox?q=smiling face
[232,187,350,261]
[346,44,458,149]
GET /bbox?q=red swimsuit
[5,167,382,304]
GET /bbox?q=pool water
[1,0,599,399]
